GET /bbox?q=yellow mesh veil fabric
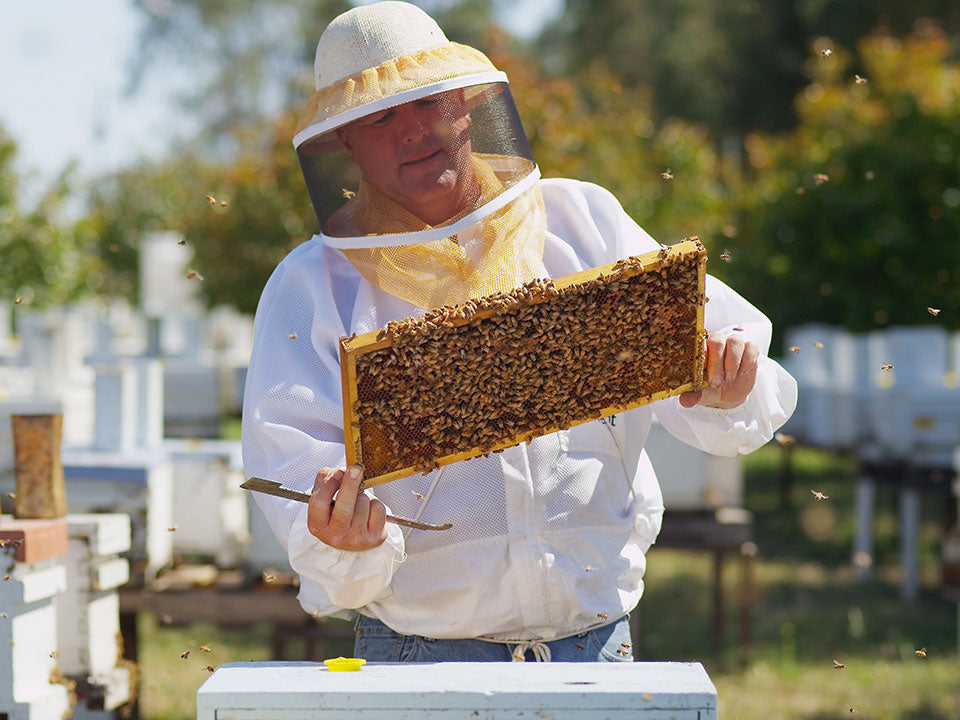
[336,155,545,309]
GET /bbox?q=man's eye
[371,109,394,126]
[415,97,440,107]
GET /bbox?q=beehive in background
[340,238,708,487]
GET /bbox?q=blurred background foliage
[2,0,959,344]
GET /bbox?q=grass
[137,441,959,719]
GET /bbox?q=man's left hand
[679,331,758,409]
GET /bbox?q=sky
[0,0,561,193]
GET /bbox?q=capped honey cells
[339,239,707,486]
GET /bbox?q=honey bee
[167,525,177,532]
[813,173,830,185]
[263,574,276,583]
[49,650,60,658]
[616,350,635,361]
[205,194,216,205]
[927,307,941,317]
[811,490,829,501]
[5,493,14,500]
[616,649,629,655]
[821,48,833,57]
[288,333,298,340]
[854,74,867,84]
[220,200,229,207]
[732,326,744,332]
[178,238,186,245]
[342,188,356,199]
[574,643,584,650]
[205,665,216,673]
[720,252,731,262]
[660,169,673,180]
[14,297,23,305]
[411,491,423,500]
[813,341,824,349]
[833,659,845,669]
[584,565,597,572]
[180,650,190,660]
[642,692,654,701]
[915,647,927,658]
[865,171,874,180]
[0,613,6,619]
[796,187,806,195]
[186,269,204,281]
[881,364,894,371]
[775,433,796,447]
[161,614,174,624]
[620,642,630,648]
[596,612,608,621]
[3,576,9,582]
[789,346,801,353]
[200,645,212,653]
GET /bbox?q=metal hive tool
[339,238,708,487]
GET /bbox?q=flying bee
[0,613,6,619]
[50,650,60,658]
[732,326,744,332]
[178,238,186,245]
[881,364,894,371]
[186,269,204,281]
[813,173,830,185]
[574,643,584,650]
[288,333,298,340]
[660,169,673,180]
[833,659,845,669]
[220,200,229,206]
[790,346,801,353]
[180,650,190,660]
[915,647,927,658]
[865,170,875,180]
[814,341,824,349]
[720,252,731,262]
[642,693,654,701]
[263,574,276,583]
[205,665,216,673]
[616,649,629,656]
[796,187,807,195]
[167,525,177,532]
[3,576,9,582]
[927,307,941,317]
[205,194,216,205]
[14,297,22,305]
[411,491,423,500]
[854,74,867,84]
[342,188,356,199]
[596,612,608,621]
[774,432,796,447]
[811,490,829,501]
[584,565,597,572]
[621,642,630,649]
[5,493,14,500]
[821,48,833,57]
[200,645,212,653]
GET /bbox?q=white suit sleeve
[570,180,797,456]
[241,252,405,612]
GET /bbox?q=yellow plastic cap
[323,657,367,672]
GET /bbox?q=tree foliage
[720,27,960,340]
[0,127,98,308]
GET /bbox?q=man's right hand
[307,465,388,551]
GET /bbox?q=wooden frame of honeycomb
[339,238,708,487]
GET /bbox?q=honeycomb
[339,238,707,486]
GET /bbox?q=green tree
[720,27,960,342]
[0,127,98,307]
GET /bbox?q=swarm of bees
[347,243,706,481]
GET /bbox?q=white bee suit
[241,178,797,642]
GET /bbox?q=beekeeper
[242,1,797,662]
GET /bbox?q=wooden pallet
[339,238,707,487]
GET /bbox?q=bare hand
[679,331,759,409]
[307,465,387,551]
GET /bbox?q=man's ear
[336,127,356,162]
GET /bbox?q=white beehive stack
[163,439,249,567]
[59,514,132,716]
[0,517,73,720]
[197,661,718,720]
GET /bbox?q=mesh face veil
[294,2,545,309]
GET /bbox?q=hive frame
[339,238,707,487]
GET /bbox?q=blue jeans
[354,615,635,662]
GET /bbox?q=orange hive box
[339,238,708,487]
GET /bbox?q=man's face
[336,89,476,226]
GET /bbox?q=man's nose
[396,106,429,144]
